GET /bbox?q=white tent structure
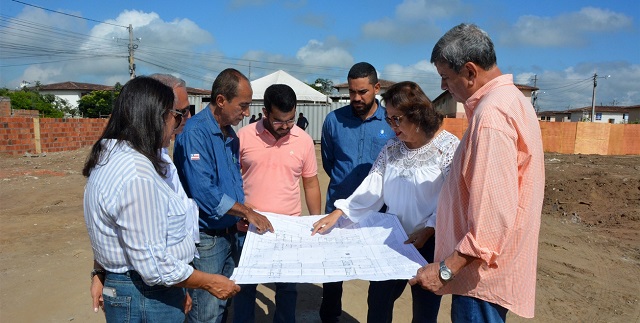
[250,70,329,103]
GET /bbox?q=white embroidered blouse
[334,130,459,235]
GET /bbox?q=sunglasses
[385,115,404,127]
[170,107,190,129]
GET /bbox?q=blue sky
[1,0,638,111]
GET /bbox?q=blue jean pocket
[104,294,131,323]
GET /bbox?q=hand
[90,274,105,313]
[183,292,192,314]
[408,262,442,292]
[204,275,241,300]
[244,208,273,234]
[236,218,249,232]
[311,210,342,235]
[405,227,435,249]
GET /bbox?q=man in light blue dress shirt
[319,62,394,323]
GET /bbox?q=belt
[201,225,237,236]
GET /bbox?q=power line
[10,0,127,28]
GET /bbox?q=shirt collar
[204,103,226,136]
[464,74,513,119]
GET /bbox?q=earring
[416,127,419,133]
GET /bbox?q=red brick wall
[0,116,108,155]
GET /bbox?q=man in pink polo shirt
[409,23,545,322]
[234,83,322,323]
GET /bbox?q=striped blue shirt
[84,139,195,286]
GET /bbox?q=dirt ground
[0,146,639,323]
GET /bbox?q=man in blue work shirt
[319,62,394,323]
[174,68,273,323]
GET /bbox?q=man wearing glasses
[234,83,321,323]
[319,62,394,323]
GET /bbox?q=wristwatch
[90,268,106,280]
[439,261,453,282]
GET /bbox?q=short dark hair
[347,62,378,85]
[431,23,497,73]
[264,84,297,113]
[83,76,174,177]
[381,81,443,139]
[211,68,249,102]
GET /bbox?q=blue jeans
[103,271,186,323]
[234,232,298,323]
[451,295,508,323]
[187,231,238,323]
[366,235,441,323]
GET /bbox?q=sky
[1,0,639,111]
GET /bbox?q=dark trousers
[319,281,343,322]
[367,235,440,323]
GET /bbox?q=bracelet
[90,268,106,280]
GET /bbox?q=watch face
[440,270,452,280]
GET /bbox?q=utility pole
[590,73,611,122]
[531,74,538,112]
[590,73,597,122]
[127,24,138,79]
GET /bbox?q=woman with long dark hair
[83,76,239,322]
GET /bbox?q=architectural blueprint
[230,212,427,284]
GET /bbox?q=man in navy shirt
[174,68,273,323]
[319,62,394,323]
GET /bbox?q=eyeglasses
[170,107,190,128]
[385,115,404,127]
[272,118,296,127]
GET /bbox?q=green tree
[0,87,63,117]
[309,78,334,95]
[78,90,117,118]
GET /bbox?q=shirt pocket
[165,194,188,246]
[370,136,389,159]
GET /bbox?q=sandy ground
[0,145,639,323]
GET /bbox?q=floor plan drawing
[230,212,427,284]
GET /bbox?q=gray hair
[430,23,497,73]
[149,73,186,107]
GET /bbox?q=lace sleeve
[439,133,460,178]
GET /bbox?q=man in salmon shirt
[234,83,321,323]
[409,23,545,322]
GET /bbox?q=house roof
[34,81,113,91]
[567,105,639,113]
[333,79,396,89]
[186,87,210,95]
[34,81,210,96]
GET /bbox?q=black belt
[201,225,237,236]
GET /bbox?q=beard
[351,99,375,117]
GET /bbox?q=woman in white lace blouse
[312,81,459,323]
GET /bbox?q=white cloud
[3,8,215,88]
[381,60,442,99]
[296,39,354,70]
[500,7,633,47]
[518,61,640,110]
[361,0,464,44]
